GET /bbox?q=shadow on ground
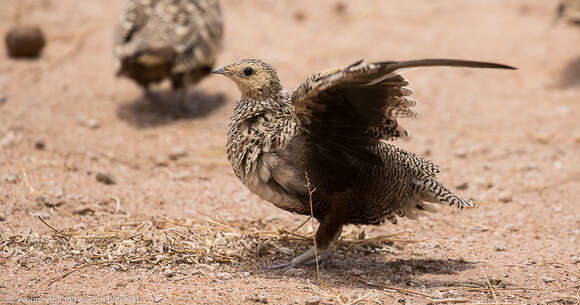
[557,55,580,88]
[249,253,477,288]
[116,89,225,128]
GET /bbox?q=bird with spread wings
[213,58,515,268]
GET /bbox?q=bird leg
[266,221,342,270]
[172,73,191,112]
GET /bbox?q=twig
[480,267,499,304]
[48,259,121,286]
[358,278,434,298]
[21,168,36,194]
[292,216,312,233]
[304,171,334,292]
[428,299,470,304]
[36,216,69,241]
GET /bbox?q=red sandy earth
[0,0,579,304]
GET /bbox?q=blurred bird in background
[114,0,223,109]
[214,58,515,268]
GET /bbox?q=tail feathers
[419,178,475,209]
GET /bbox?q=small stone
[466,236,475,243]
[4,174,19,183]
[349,268,364,276]
[242,272,251,277]
[169,146,188,161]
[73,207,95,216]
[304,296,321,305]
[95,172,115,185]
[36,196,64,208]
[293,11,307,22]
[34,140,46,150]
[78,116,100,129]
[163,269,175,278]
[5,25,46,58]
[245,294,268,304]
[503,224,518,232]
[334,2,347,14]
[0,212,6,222]
[0,96,6,105]
[495,243,506,251]
[217,272,232,280]
[153,294,164,303]
[454,149,468,159]
[570,277,578,282]
[498,191,512,203]
[456,182,469,190]
[0,131,21,147]
[542,276,555,283]
[87,152,99,161]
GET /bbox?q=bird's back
[114,0,223,85]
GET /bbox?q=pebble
[503,224,519,232]
[95,172,115,185]
[0,131,21,147]
[304,296,321,305]
[349,268,364,276]
[4,174,19,183]
[454,149,468,159]
[498,191,512,203]
[217,272,233,280]
[163,269,175,278]
[0,96,6,105]
[73,207,95,216]
[245,294,268,303]
[466,236,475,243]
[169,146,188,161]
[456,182,469,190]
[5,25,46,58]
[495,243,506,251]
[153,294,164,303]
[542,276,555,283]
[0,212,6,222]
[570,277,578,282]
[34,140,46,150]
[78,116,100,129]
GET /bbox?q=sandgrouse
[214,58,515,268]
[114,0,223,106]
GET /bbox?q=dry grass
[0,214,418,288]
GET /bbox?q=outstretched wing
[289,59,515,191]
[292,59,515,142]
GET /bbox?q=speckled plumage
[215,58,515,267]
[114,0,223,92]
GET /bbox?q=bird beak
[212,67,227,75]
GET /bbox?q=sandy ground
[1,0,580,304]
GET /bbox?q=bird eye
[242,67,254,77]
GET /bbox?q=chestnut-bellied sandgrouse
[114,0,223,107]
[213,58,515,268]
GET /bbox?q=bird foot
[265,248,330,270]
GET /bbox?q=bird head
[213,59,282,97]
